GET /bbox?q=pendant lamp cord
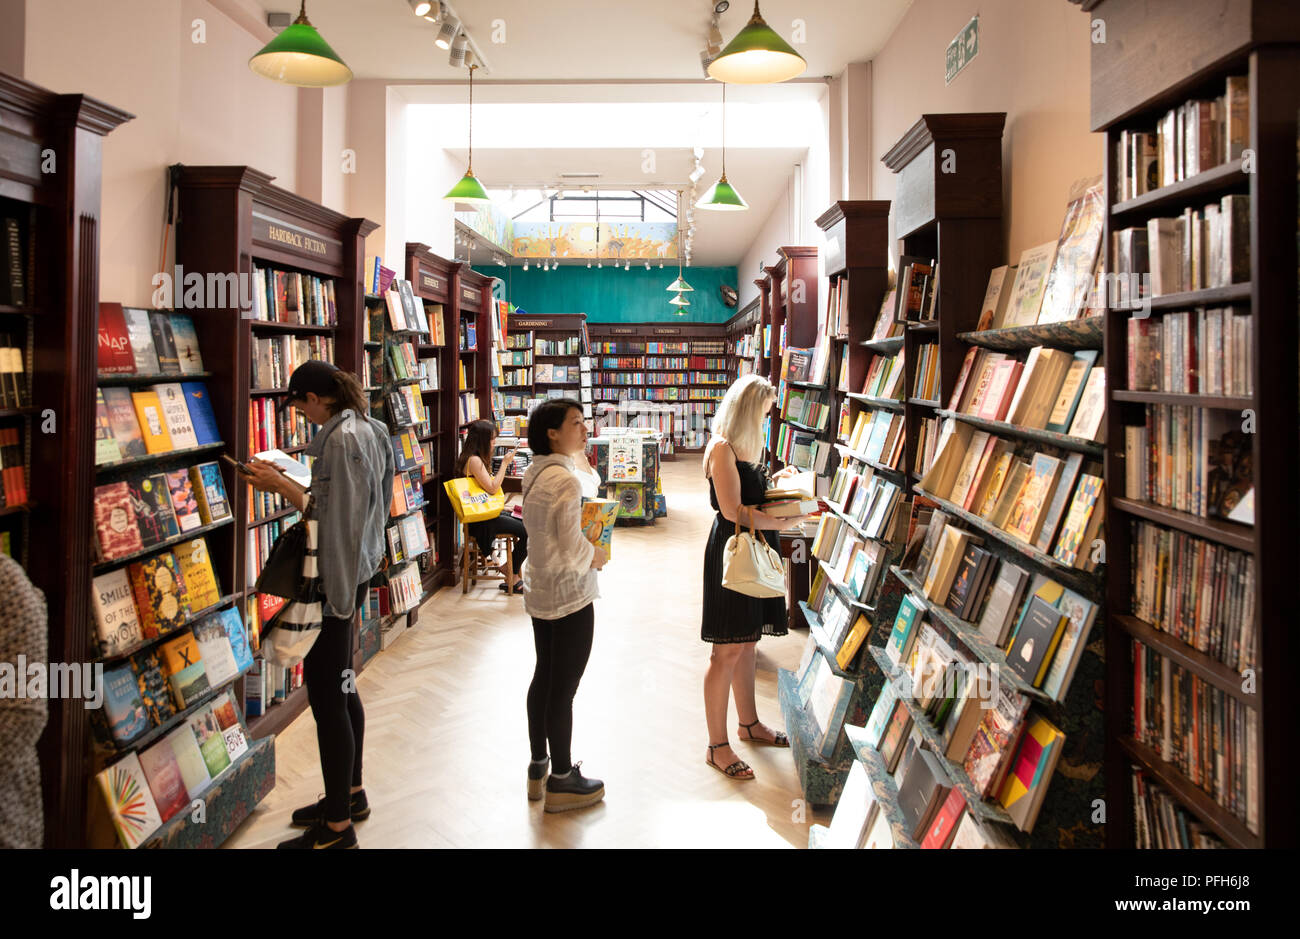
[721,83,727,178]
[467,64,476,175]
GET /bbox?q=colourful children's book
[579,499,619,559]
[95,753,162,849]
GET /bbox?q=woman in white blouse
[520,399,608,813]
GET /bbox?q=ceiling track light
[408,0,433,16]
[249,0,352,87]
[448,30,468,67]
[435,15,460,49]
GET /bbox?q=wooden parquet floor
[225,454,830,848]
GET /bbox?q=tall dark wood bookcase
[763,246,819,473]
[1086,0,1300,848]
[725,295,761,382]
[1,72,131,848]
[173,166,376,742]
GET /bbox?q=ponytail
[327,370,370,418]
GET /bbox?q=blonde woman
[701,374,812,781]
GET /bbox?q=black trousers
[469,513,528,573]
[526,603,595,775]
[302,583,368,824]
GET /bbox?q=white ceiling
[276,0,913,81]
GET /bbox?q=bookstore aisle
[224,456,825,849]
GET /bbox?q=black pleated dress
[701,444,787,644]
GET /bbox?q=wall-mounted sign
[251,211,340,265]
[946,16,978,85]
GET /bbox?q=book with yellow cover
[159,630,210,710]
[130,389,173,454]
[997,714,1065,832]
[579,499,619,559]
[836,613,871,671]
[174,536,220,611]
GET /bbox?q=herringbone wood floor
[225,454,829,848]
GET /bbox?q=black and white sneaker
[276,821,358,849]
[290,789,371,828]
[528,757,549,802]
[543,762,605,814]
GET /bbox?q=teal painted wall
[473,265,740,323]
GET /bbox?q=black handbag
[254,517,311,599]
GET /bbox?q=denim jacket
[305,408,396,619]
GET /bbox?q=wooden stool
[459,521,518,594]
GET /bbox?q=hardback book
[962,352,1004,415]
[877,698,914,774]
[164,468,203,533]
[95,753,163,849]
[1001,241,1058,328]
[976,561,1030,647]
[127,551,189,638]
[885,593,925,667]
[946,431,991,509]
[159,630,211,710]
[863,680,899,749]
[836,613,871,671]
[1006,593,1069,687]
[944,544,995,622]
[918,420,974,501]
[211,691,250,761]
[189,462,231,525]
[578,498,620,559]
[94,389,122,465]
[1066,367,1107,441]
[1051,473,1105,568]
[1045,351,1099,434]
[1008,347,1075,429]
[809,659,851,757]
[130,389,173,454]
[129,471,180,547]
[997,714,1065,832]
[92,569,143,657]
[166,723,212,798]
[978,264,1017,331]
[168,313,204,374]
[93,481,144,561]
[940,663,992,761]
[137,740,191,823]
[129,649,177,727]
[920,787,967,849]
[826,761,877,850]
[121,308,161,374]
[215,606,255,673]
[102,387,146,459]
[181,382,221,446]
[1002,452,1063,545]
[968,443,1015,519]
[101,661,151,745]
[897,746,953,841]
[923,526,978,604]
[1037,176,1105,324]
[98,303,137,374]
[1033,452,1085,554]
[861,808,895,849]
[390,474,409,517]
[187,704,232,779]
[975,360,1023,422]
[913,510,950,583]
[949,811,1017,848]
[963,683,1030,799]
[1040,589,1098,702]
[149,310,181,374]
[988,461,1031,531]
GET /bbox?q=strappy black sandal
[738,719,789,748]
[706,742,755,781]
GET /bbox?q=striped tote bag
[257,512,327,667]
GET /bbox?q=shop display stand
[1088,0,1300,847]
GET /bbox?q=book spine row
[1130,766,1227,849]
[0,426,27,507]
[1126,308,1253,396]
[0,341,30,409]
[1131,639,1258,834]
[248,398,319,453]
[534,338,581,355]
[250,335,334,389]
[1124,404,1249,520]
[250,267,337,326]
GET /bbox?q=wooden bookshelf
[1091,0,1300,846]
[173,165,376,743]
[724,295,761,383]
[763,246,819,474]
[1,72,132,848]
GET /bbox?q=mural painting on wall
[511,222,680,260]
[457,205,514,252]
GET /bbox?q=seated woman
[455,419,527,593]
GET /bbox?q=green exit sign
[946,16,978,85]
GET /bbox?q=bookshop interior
[0,0,1296,858]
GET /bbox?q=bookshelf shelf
[1117,736,1260,849]
[774,667,844,806]
[822,500,874,543]
[0,406,38,419]
[843,723,921,849]
[798,602,863,679]
[956,315,1104,352]
[247,321,337,335]
[1110,390,1254,409]
[784,417,827,435]
[0,503,33,517]
[93,593,240,665]
[114,661,254,757]
[890,566,1049,702]
[933,408,1105,456]
[1112,614,1255,704]
[815,559,877,614]
[867,645,1016,827]
[831,442,906,482]
[94,371,215,386]
[914,484,1105,600]
[93,441,226,474]
[92,517,235,574]
[907,398,940,409]
[787,379,828,391]
[844,392,903,412]
[1110,497,1255,552]
[249,386,291,396]
[907,322,940,334]
[140,735,274,849]
[248,505,300,529]
[1114,281,1252,313]
[1110,156,1247,219]
[860,336,905,355]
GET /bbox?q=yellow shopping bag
[443,477,505,523]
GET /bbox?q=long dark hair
[325,370,369,418]
[455,419,497,475]
[527,399,582,455]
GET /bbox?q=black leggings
[302,583,368,824]
[469,513,528,573]
[526,603,595,775]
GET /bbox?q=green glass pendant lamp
[249,1,353,87]
[697,83,747,211]
[666,223,693,293]
[444,64,491,204]
[707,1,806,84]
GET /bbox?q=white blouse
[520,453,599,620]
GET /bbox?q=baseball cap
[285,359,341,404]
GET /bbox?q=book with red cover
[920,786,967,848]
[137,740,191,821]
[97,302,136,374]
[94,481,144,560]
